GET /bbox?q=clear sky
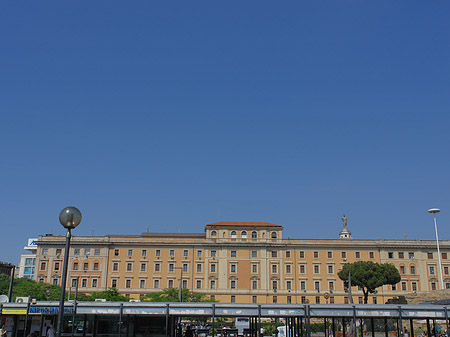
[1,1,449,264]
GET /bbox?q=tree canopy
[338,261,401,304]
[143,288,215,302]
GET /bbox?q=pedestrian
[184,325,194,337]
[0,325,7,337]
[47,325,55,337]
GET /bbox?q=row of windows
[41,248,101,256]
[39,261,100,272]
[110,249,376,259]
[387,251,448,260]
[210,230,278,239]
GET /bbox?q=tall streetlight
[428,208,444,290]
[175,267,184,302]
[57,207,82,337]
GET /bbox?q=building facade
[33,221,450,304]
[17,238,38,280]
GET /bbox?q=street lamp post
[428,208,444,290]
[177,267,184,302]
[57,207,82,337]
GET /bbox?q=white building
[17,238,37,280]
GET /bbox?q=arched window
[241,231,247,238]
[252,231,257,239]
[211,230,217,237]
[231,231,237,238]
[271,232,277,239]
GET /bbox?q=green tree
[338,261,401,304]
[88,288,129,301]
[143,288,215,302]
[0,274,61,301]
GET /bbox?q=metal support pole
[179,268,184,302]
[8,266,15,302]
[165,303,170,337]
[23,301,31,337]
[410,319,414,337]
[305,305,311,337]
[258,305,262,337]
[398,306,403,337]
[384,318,388,337]
[57,229,72,337]
[118,303,123,337]
[212,304,216,337]
[445,307,449,337]
[352,305,357,337]
[432,214,444,289]
[71,277,79,337]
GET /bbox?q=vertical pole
[212,304,216,337]
[352,306,357,337]
[165,303,170,337]
[118,303,123,337]
[258,305,262,337]
[426,319,431,337]
[433,214,444,289]
[444,307,449,337]
[348,271,354,305]
[57,229,72,337]
[332,318,336,337]
[71,277,79,337]
[371,318,375,337]
[384,318,388,337]
[409,319,414,337]
[398,306,403,337]
[8,266,15,302]
[179,268,183,302]
[305,305,311,337]
[23,300,31,337]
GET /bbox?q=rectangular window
[300,264,306,274]
[301,296,306,303]
[127,263,132,271]
[84,249,90,256]
[271,251,277,258]
[327,251,332,259]
[355,252,360,259]
[210,264,216,273]
[286,264,291,274]
[73,249,79,256]
[409,252,415,259]
[444,266,449,275]
[369,252,374,259]
[183,263,188,273]
[300,281,306,290]
[287,296,292,304]
[182,280,188,288]
[314,265,320,274]
[231,251,237,257]
[231,264,237,273]
[358,297,363,304]
[56,248,62,255]
[251,251,257,258]
[431,282,436,290]
[252,264,257,273]
[286,280,292,290]
[53,279,58,286]
[94,248,101,256]
[428,252,433,259]
[154,280,160,288]
[286,251,291,258]
[112,279,117,288]
[168,280,174,288]
[398,252,404,259]
[273,296,277,304]
[140,280,145,288]
[126,279,131,288]
[300,251,305,259]
[156,249,161,257]
[316,296,320,304]
[313,251,319,258]
[231,280,236,288]
[272,264,277,273]
[54,262,60,271]
[211,250,217,258]
[412,282,417,291]
[210,280,216,289]
[169,263,174,272]
[155,263,160,272]
[114,249,119,256]
[81,279,87,287]
[272,280,278,290]
[142,249,147,257]
[252,296,257,303]
[196,280,202,289]
[328,265,333,274]
[442,252,448,260]
[169,250,175,257]
[40,261,47,271]
[372,297,377,304]
[92,279,98,287]
[197,250,202,258]
[141,263,146,272]
[128,249,133,257]
[392,284,396,291]
[183,250,189,257]
[388,252,394,259]
[83,263,88,271]
[231,295,235,303]
[252,280,258,289]
[73,262,79,271]
[196,264,202,273]
[329,281,334,290]
[430,266,435,275]
[402,282,407,291]
[341,252,347,259]
[314,281,320,291]
[400,266,405,274]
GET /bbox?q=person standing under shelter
[47,325,55,337]
[0,325,7,337]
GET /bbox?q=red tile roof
[205,221,283,228]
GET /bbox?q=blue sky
[1,1,449,264]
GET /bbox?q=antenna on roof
[146,225,149,233]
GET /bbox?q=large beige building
[34,221,450,304]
